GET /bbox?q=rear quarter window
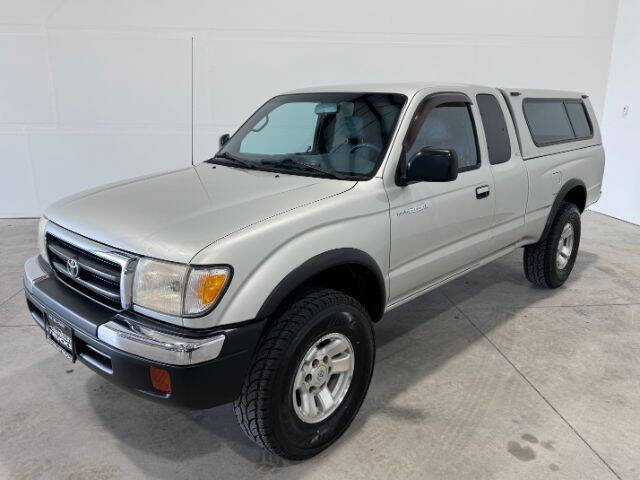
[476,94,511,165]
[523,99,593,147]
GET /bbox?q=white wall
[591,0,639,225]
[0,0,619,217]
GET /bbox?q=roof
[285,82,485,96]
[284,82,586,98]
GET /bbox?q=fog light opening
[150,367,172,394]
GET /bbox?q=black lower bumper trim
[25,284,265,410]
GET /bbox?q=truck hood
[45,163,356,263]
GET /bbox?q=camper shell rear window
[523,98,593,147]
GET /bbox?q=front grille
[46,234,123,309]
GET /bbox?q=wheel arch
[540,178,586,241]
[256,248,387,323]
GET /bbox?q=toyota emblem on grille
[66,258,79,278]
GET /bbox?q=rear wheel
[233,287,375,460]
[523,201,581,288]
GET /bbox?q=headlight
[37,216,49,263]
[133,259,186,316]
[132,258,231,317]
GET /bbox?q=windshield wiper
[261,158,348,180]
[207,152,255,169]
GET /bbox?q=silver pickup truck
[23,83,604,459]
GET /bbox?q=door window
[406,103,479,172]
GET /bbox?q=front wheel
[523,201,581,288]
[233,288,375,460]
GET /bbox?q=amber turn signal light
[150,366,172,394]
[197,273,227,305]
[183,267,231,315]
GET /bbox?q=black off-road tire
[523,201,581,288]
[233,287,375,460]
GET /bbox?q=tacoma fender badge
[397,202,428,217]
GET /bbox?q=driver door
[386,92,496,303]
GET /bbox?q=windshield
[216,92,407,179]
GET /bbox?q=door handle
[476,185,490,199]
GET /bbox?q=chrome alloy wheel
[556,223,575,270]
[292,332,355,424]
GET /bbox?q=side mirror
[404,147,458,183]
[219,133,230,148]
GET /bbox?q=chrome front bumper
[24,255,48,294]
[24,255,225,366]
[96,320,224,366]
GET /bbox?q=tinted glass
[476,94,511,165]
[240,102,318,155]
[565,102,592,139]
[408,103,479,171]
[523,100,576,145]
[220,92,406,178]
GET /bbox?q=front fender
[256,248,386,319]
[190,180,390,327]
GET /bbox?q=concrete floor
[0,211,638,480]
